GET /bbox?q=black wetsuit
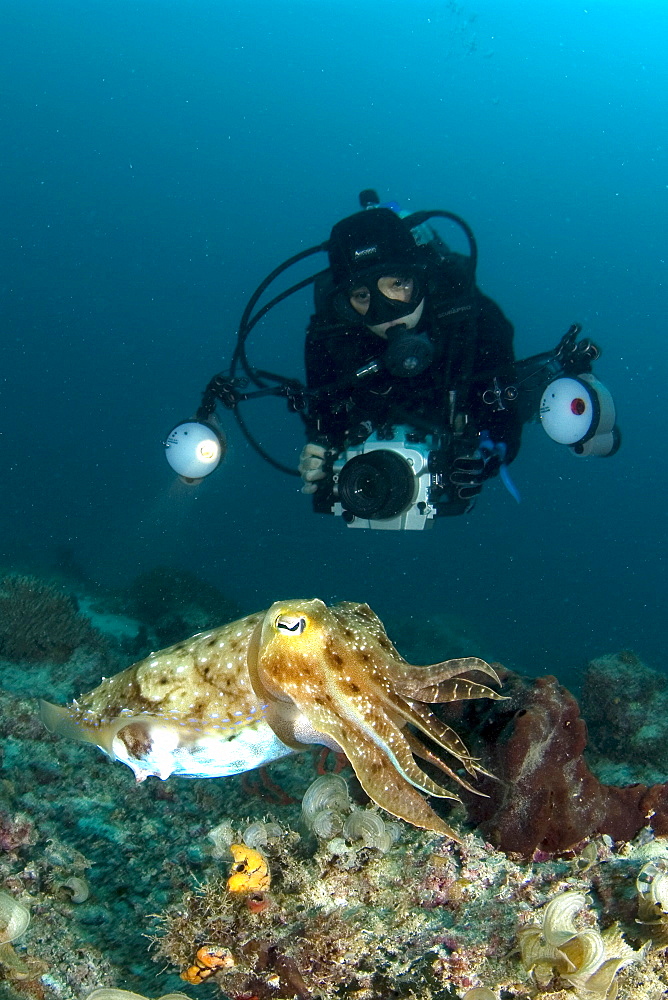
[302,252,522,467]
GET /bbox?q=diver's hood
[327,208,427,326]
[327,208,422,289]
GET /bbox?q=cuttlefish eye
[275,615,307,635]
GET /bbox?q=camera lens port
[337,450,416,520]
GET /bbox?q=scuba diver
[299,196,522,519]
[165,190,620,531]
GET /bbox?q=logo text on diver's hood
[354,246,377,260]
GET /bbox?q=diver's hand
[449,451,501,501]
[298,443,327,494]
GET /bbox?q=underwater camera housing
[328,428,438,530]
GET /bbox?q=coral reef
[456,671,668,857]
[152,808,668,1000]
[0,573,103,663]
[84,992,190,1000]
[2,661,668,999]
[2,572,668,1000]
[581,651,668,783]
[154,816,479,998]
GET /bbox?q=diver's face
[350,276,415,316]
[349,275,424,337]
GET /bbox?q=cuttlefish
[40,598,505,840]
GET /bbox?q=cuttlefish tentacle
[402,730,488,798]
[41,597,505,841]
[388,697,478,765]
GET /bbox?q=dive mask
[333,268,426,327]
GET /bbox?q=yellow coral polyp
[226,844,270,894]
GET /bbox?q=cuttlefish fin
[39,701,99,745]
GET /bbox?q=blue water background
[1,0,666,686]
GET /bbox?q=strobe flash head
[164,420,226,483]
[540,374,619,457]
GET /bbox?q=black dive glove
[449,451,502,501]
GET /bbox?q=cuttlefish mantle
[41,598,505,840]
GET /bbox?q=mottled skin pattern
[71,612,265,730]
[41,599,505,840]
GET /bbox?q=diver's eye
[377,275,414,302]
[349,286,371,317]
[275,615,307,635]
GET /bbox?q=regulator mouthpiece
[383,327,434,378]
[164,420,226,483]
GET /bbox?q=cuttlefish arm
[253,599,505,839]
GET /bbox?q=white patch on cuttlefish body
[111,715,299,781]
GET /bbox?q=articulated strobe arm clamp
[196,372,307,421]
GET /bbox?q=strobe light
[164,420,226,483]
[540,374,619,457]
